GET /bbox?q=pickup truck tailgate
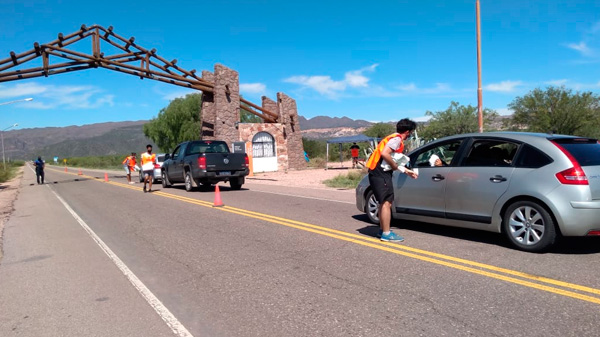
[204,153,246,171]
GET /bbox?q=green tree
[143,93,202,153]
[421,101,497,140]
[364,122,395,138]
[240,100,264,123]
[508,86,600,137]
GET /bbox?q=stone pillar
[262,96,279,122]
[277,92,306,170]
[200,70,216,139]
[213,64,240,147]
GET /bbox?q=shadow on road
[352,214,600,255]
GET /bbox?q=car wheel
[230,178,243,190]
[502,200,557,252]
[184,171,195,192]
[161,171,171,188]
[365,190,380,224]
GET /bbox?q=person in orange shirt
[350,142,360,168]
[122,152,138,184]
[141,144,157,193]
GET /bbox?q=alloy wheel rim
[508,206,545,245]
[368,194,379,222]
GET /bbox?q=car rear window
[552,138,600,166]
[157,155,166,162]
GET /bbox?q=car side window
[413,140,464,168]
[514,144,553,168]
[462,140,519,167]
[172,146,181,160]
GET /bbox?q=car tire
[230,178,243,190]
[162,171,171,188]
[502,200,557,252]
[365,190,380,224]
[184,171,195,192]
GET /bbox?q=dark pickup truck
[161,140,249,191]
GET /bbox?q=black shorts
[368,171,394,204]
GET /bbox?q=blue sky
[1,0,599,129]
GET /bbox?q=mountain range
[2,116,372,160]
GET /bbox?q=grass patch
[0,161,25,183]
[323,170,365,189]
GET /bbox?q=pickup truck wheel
[161,171,171,188]
[230,178,243,190]
[184,171,195,192]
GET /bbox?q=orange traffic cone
[64,166,68,172]
[104,173,109,182]
[78,168,82,176]
[213,184,224,207]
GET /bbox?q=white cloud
[284,64,378,98]
[240,83,267,95]
[396,82,452,94]
[0,82,115,110]
[566,41,593,56]
[484,80,523,93]
[544,79,568,86]
[161,89,196,101]
[0,82,48,98]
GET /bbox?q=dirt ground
[0,167,24,259]
[247,160,364,189]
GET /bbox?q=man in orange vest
[350,142,360,168]
[141,144,157,193]
[366,118,418,242]
[122,152,138,184]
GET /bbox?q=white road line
[47,185,194,337]
[247,188,355,204]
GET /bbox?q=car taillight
[587,230,600,236]
[551,141,589,185]
[244,154,249,168]
[154,164,161,169]
[198,156,206,170]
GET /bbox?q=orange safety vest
[366,133,404,170]
[141,153,156,170]
[122,155,136,168]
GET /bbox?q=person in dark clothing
[34,156,45,184]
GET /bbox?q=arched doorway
[252,131,277,172]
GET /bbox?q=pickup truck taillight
[198,156,207,170]
[244,154,249,168]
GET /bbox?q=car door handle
[490,175,507,182]
[432,174,445,181]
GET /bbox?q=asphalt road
[1,166,599,337]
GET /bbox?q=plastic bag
[381,152,410,171]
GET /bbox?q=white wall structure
[252,131,278,172]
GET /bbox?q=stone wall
[199,63,305,171]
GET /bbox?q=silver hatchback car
[356,132,600,252]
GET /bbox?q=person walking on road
[141,145,156,193]
[122,152,139,184]
[365,118,418,242]
[34,156,45,184]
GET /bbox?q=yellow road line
[49,167,600,305]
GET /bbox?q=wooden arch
[0,24,278,123]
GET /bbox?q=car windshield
[553,138,600,166]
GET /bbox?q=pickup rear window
[187,142,230,155]
[552,138,600,166]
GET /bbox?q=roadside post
[244,142,254,177]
